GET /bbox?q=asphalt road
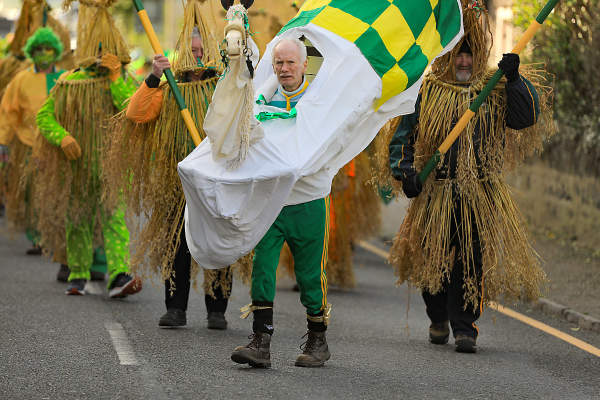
[1,227,599,399]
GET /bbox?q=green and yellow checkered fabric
[279,0,462,108]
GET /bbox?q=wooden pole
[418,0,560,183]
[132,0,202,146]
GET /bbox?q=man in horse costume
[178,0,466,368]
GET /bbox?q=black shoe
[207,312,228,330]
[455,334,477,353]
[57,264,70,282]
[108,273,142,298]
[26,245,42,256]
[295,330,331,367]
[292,284,300,292]
[159,308,187,327]
[429,321,450,345]
[231,332,272,368]
[65,279,86,295]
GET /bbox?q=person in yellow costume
[0,27,64,256]
[0,0,74,101]
[0,0,72,257]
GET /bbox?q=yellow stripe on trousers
[320,196,330,309]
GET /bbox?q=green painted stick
[132,0,202,146]
[418,0,560,183]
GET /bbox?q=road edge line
[357,239,600,357]
[489,302,600,357]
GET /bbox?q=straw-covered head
[171,0,221,76]
[430,0,492,84]
[63,0,131,67]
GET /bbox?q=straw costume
[387,1,554,351]
[0,28,64,251]
[0,0,72,251]
[33,0,140,297]
[106,0,249,328]
[328,153,381,288]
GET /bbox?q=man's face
[455,52,473,82]
[272,41,307,92]
[192,36,204,63]
[32,45,57,70]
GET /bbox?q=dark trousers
[422,203,483,339]
[164,224,232,313]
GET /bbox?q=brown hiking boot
[231,332,271,368]
[295,330,331,368]
[455,334,477,353]
[429,321,450,344]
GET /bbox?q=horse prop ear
[220,0,235,10]
[240,0,254,8]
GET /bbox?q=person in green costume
[33,0,141,297]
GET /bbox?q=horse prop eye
[240,0,254,8]
[220,0,235,10]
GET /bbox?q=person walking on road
[34,0,141,298]
[231,37,332,369]
[0,27,65,255]
[110,1,245,330]
[387,2,552,353]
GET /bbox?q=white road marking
[105,322,138,365]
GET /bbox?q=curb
[531,298,600,333]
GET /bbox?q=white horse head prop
[202,0,262,171]
[222,1,253,57]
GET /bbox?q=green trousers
[66,204,129,288]
[252,197,330,315]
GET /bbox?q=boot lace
[247,333,261,349]
[299,331,317,353]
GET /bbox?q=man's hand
[100,53,122,82]
[401,174,423,199]
[151,54,171,79]
[498,53,520,83]
[60,135,82,160]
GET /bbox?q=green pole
[132,0,202,146]
[418,0,560,184]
